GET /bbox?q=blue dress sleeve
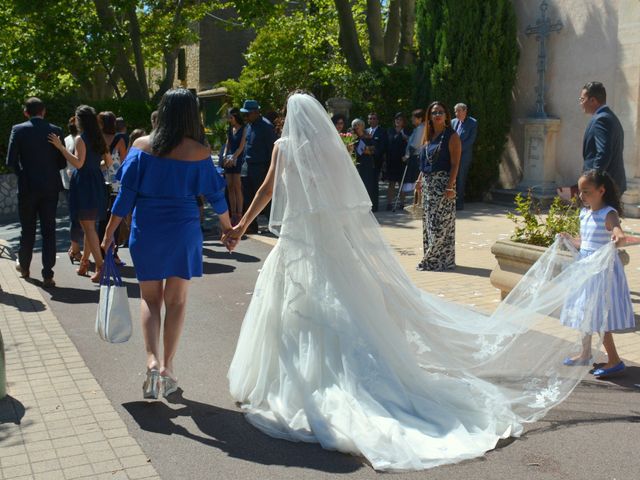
[201,161,229,215]
[112,149,141,217]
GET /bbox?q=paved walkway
[1,202,639,479]
[0,244,160,479]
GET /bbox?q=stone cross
[526,0,563,118]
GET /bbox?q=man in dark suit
[580,81,626,193]
[6,98,66,287]
[367,112,388,212]
[451,103,478,210]
[241,99,276,233]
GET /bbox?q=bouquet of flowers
[339,132,357,164]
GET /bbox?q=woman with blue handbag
[101,89,233,400]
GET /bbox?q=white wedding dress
[228,94,617,471]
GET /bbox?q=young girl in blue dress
[560,170,635,378]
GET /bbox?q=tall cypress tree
[415,0,518,199]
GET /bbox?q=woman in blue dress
[101,89,233,400]
[49,105,113,283]
[220,107,247,225]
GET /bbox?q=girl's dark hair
[580,169,623,216]
[75,105,108,155]
[98,111,117,135]
[421,101,452,146]
[227,107,244,126]
[151,88,204,156]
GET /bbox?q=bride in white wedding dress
[224,93,618,471]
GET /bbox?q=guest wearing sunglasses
[417,101,461,271]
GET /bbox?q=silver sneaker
[142,369,160,399]
[160,374,178,398]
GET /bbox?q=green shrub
[205,119,228,153]
[415,0,519,200]
[507,191,580,247]
[1,96,154,170]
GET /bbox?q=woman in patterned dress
[416,101,461,271]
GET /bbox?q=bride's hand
[222,225,243,251]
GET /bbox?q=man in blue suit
[580,81,626,193]
[6,98,65,287]
[451,103,478,210]
[241,99,276,233]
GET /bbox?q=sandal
[76,259,90,276]
[67,249,82,264]
[90,264,104,284]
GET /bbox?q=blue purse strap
[100,248,123,287]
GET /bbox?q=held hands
[221,225,243,252]
[47,133,63,151]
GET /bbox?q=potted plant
[490,192,630,298]
[491,192,579,299]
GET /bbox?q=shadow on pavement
[202,262,235,275]
[122,389,363,474]
[453,265,492,278]
[0,289,46,312]
[202,246,261,264]
[40,280,141,303]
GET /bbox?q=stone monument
[516,0,563,199]
[325,98,352,121]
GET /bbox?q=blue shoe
[562,357,593,367]
[563,357,592,366]
[592,362,625,378]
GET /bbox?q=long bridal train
[228,94,615,471]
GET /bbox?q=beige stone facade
[174,9,254,92]
[502,0,640,214]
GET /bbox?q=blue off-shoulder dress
[111,147,228,281]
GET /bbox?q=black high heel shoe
[68,249,82,264]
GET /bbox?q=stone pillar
[325,98,352,120]
[515,117,562,196]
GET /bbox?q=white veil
[232,93,616,470]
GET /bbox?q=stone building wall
[197,11,254,90]
[502,0,640,197]
[175,9,254,92]
[0,175,18,221]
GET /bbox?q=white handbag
[95,249,132,343]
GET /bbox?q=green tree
[415,0,519,199]
[220,2,350,111]
[222,0,417,72]
[0,0,217,101]
[219,1,414,122]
